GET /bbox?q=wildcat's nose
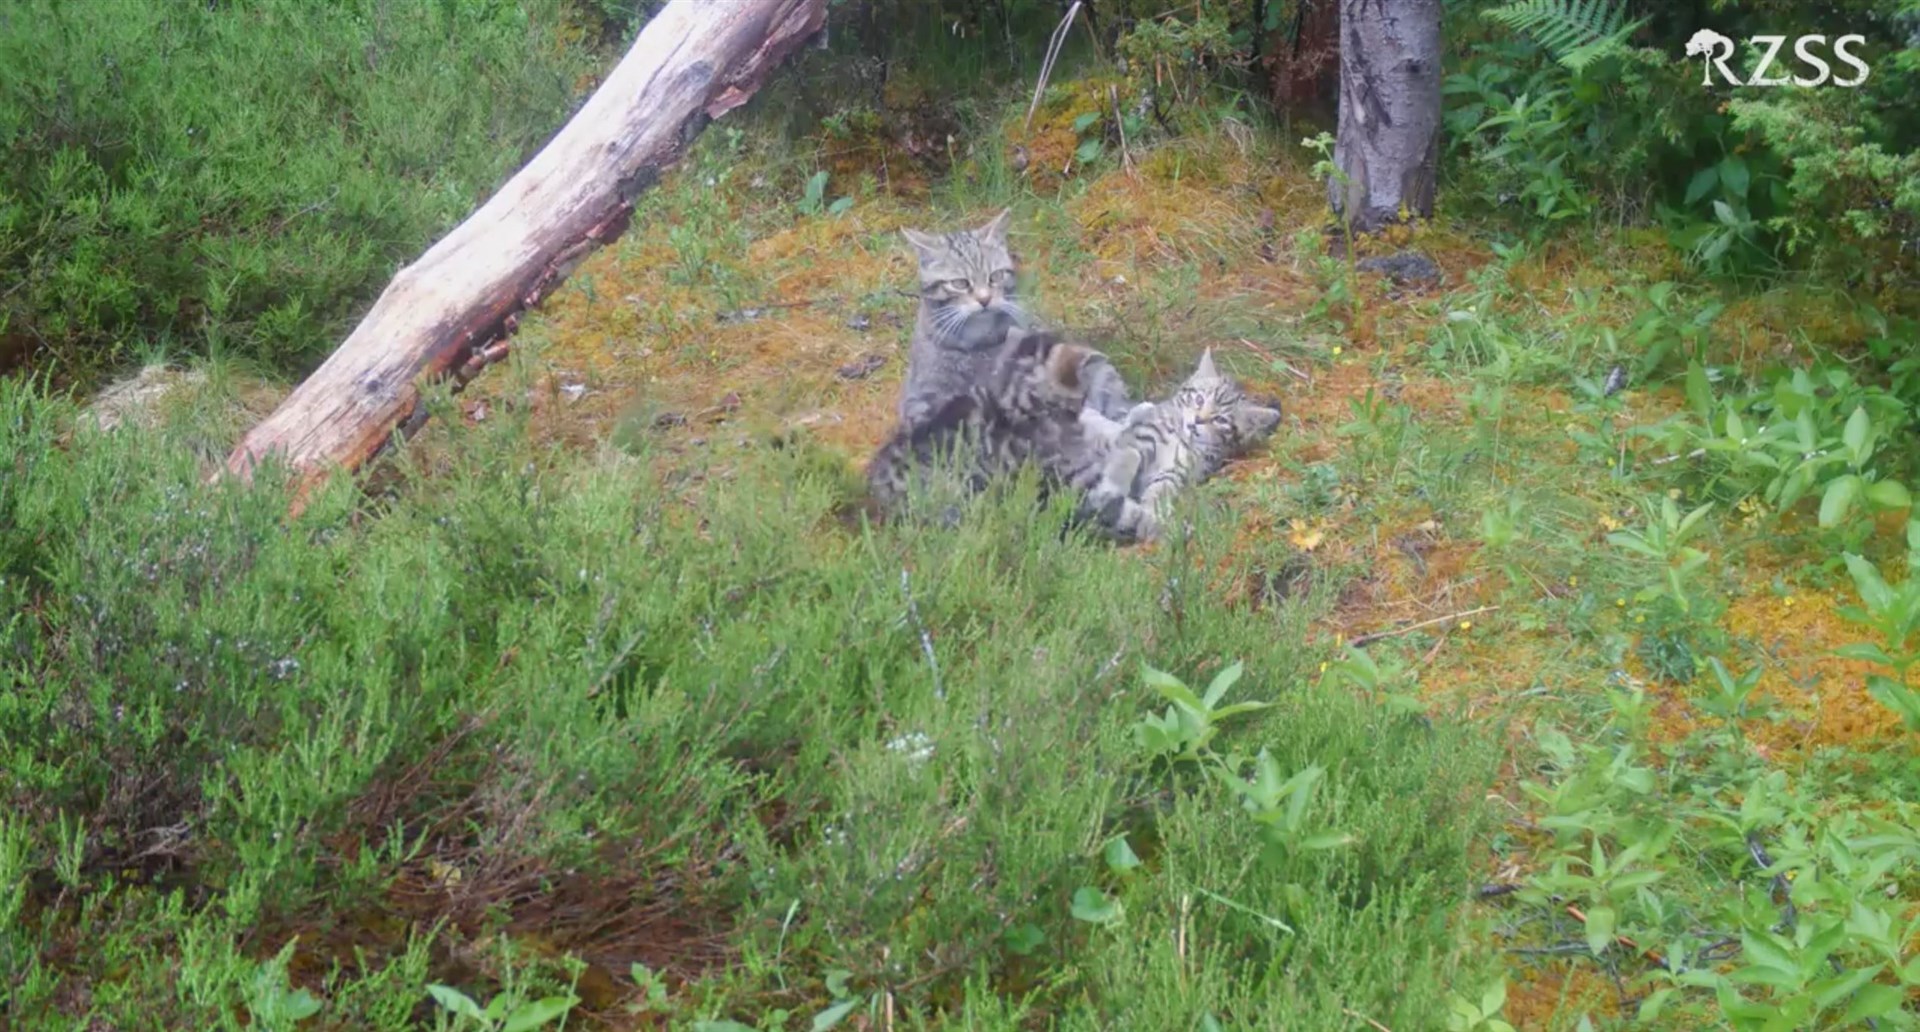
[972,287,992,306]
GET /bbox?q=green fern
[1483,0,1648,73]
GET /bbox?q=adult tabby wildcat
[898,210,1131,428]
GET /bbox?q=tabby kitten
[898,210,1132,427]
[1082,349,1282,537]
[867,325,1158,542]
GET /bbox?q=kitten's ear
[1187,348,1221,385]
[900,227,943,259]
[976,207,1013,243]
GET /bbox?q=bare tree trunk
[1329,0,1442,233]
[223,0,826,513]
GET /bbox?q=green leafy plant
[426,984,578,1031]
[1134,660,1272,763]
[1650,361,1914,536]
[1444,977,1518,1032]
[796,169,853,217]
[1607,493,1722,682]
[1835,534,1920,731]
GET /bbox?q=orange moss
[1501,961,1621,1030]
[1723,584,1910,751]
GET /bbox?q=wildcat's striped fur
[866,325,1159,542]
[1081,349,1282,539]
[897,211,1134,428]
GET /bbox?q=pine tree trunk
[1329,0,1442,233]
[223,0,826,513]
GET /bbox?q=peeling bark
[223,0,827,513]
[1329,0,1442,233]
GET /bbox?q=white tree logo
[1684,28,1736,86]
[1685,29,1871,88]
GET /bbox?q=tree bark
[223,0,827,512]
[1329,0,1442,233]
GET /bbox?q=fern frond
[1483,0,1648,73]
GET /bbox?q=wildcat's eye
[947,278,973,292]
[990,268,1015,285]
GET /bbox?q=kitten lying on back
[867,325,1158,543]
[898,210,1132,428]
[1082,349,1282,540]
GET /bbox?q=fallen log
[223,0,827,512]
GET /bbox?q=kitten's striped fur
[1082,349,1282,538]
[867,326,1159,542]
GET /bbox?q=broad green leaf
[1675,501,1714,542]
[1686,362,1713,422]
[1141,665,1205,713]
[1300,830,1356,851]
[827,196,853,217]
[282,990,323,1021]
[1070,886,1123,925]
[1720,156,1750,200]
[1202,660,1245,709]
[1833,642,1896,665]
[1610,868,1665,892]
[1843,405,1871,458]
[1200,1014,1225,1032]
[1725,407,1746,442]
[1480,978,1508,1019]
[1866,676,1920,726]
[1727,963,1801,988]
[1584,905,1616,957]
[1820,474,1862,528]
[1839,983,1904,1024]
[1843,553,1894,613]
[1867,479,1911,510]
[1684,166,1720,205]
[810,998,862,1032]
[503,996,579,1032]
[1003,923,1046,956]
[1741,929,1799,976]
[1071,112,1101,134]
[427,985,484,1021]
[1636,987,1676,1023]
[1279,764,1325,833]
[1075,138,1104,164]
[1810,964,1882,1010]
[1778,466,1813,510]
[1209,700,1273,721]
[1606,532,1662,559]
[1103,835,1142,873]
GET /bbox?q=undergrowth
[0,375,1498,1029]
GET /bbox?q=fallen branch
[222,0,828,514]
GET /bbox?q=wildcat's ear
[900,227,944,258]
[976,207,1013,243]
[1186,348,1221,385]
